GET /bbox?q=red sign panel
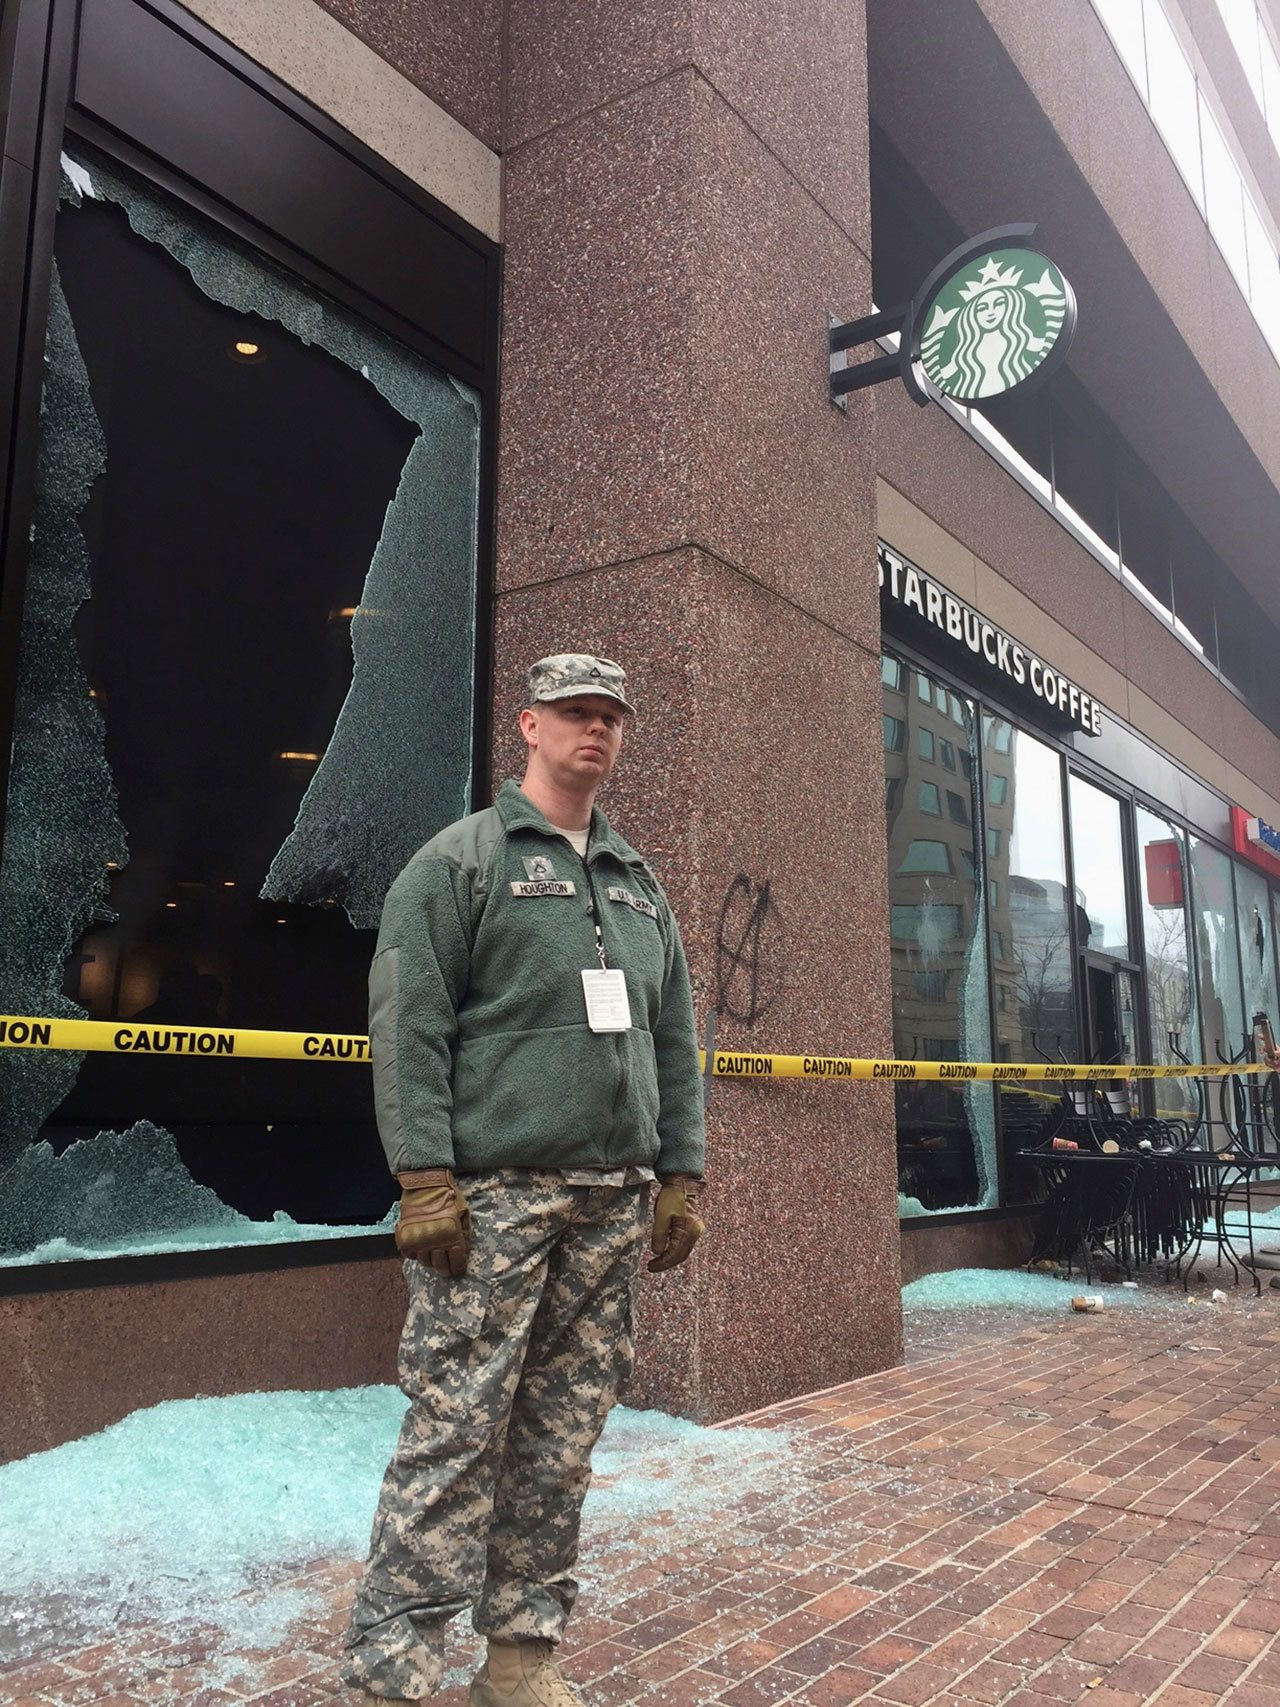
[1143,839,1184,909]
[1232,805,1280,879]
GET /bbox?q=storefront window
[1068,775,1131,959]
[1235,862,1280,1039]
[1190,839,1246,1064]
[884,655,996,1216]
[984,719,1074,1199]
[986,724,1074,1056]
[1135,808,1199,1120]
[0,151,481,1267]
[881,633,1280,1213]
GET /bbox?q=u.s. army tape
[0,1014,1271,1078]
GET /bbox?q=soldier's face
[522,695,625,784]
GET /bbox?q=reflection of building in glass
[884,658,980,1060]
[883,656,995,1213]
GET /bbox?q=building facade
[2,0,1280,1459]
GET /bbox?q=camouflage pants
[343,1170,649,1700]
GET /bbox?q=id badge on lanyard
[582,910,631,1032]
[582,968,632,1032]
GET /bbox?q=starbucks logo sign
[827,224,1077,410]
[917,248,1075,402]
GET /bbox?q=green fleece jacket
[368,780,706,1178]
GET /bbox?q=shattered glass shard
[900,1191,980,1218]
[0,1395,802,1673]
[0,1121,242,1257]
[63,151,480,929]
[0,266,126,1178]
[902,1266,1169,1311]
[261,420,478,928]
[0,1121,394,1263]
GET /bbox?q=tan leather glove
[395,1169,470,1275]
[648,1174,704,1272]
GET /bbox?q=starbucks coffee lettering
[878,541,1102,738]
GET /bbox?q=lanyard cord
[577,847,609,971]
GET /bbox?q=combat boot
[469,1638,584,1706]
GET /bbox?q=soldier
[344,653,707,1706]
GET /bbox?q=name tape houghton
[0,1015,1271,1079]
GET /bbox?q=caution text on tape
[704,1050,1269,1081]
[0,1015,370,1061]
[0,1014,1271,1079]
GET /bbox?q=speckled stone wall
[313,0,503,148]
[0,1254,405,1463]
[497,2,902,1420]
[900,1217,1035,1286]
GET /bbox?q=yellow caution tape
[701,1050,1269,1082]
[0,1014,370,1062]
[0,1014,1270,1080]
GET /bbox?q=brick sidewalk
[8,1290,1280,1707]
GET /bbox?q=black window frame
[0,0,500,1297]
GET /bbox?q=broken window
[0,149,480,1265]
[883,652,997,1216]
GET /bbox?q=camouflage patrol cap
[528,653,635,713]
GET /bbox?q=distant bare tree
[1014,923,1071,1039]
[1145,907,1193,1048]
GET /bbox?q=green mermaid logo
[918,249,1072,402]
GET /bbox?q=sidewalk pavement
[8,1287,1280,1707]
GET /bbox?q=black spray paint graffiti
[715,874,778,1025]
